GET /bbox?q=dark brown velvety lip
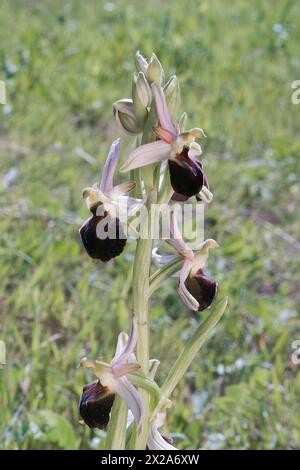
[168,147,204,198]
[79,380,115,429]
[184,269,217,311]
[80,211,126,262]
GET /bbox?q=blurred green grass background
[0,0,300,449]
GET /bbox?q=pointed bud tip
[164,75,179,94]
[135,51,148,74]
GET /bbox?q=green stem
[133,236,152,372]
[105,263,133,449]
[130,190,156,449]
[105,396,128,450]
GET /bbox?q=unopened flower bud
[135,50,148,74]
[146,53,164,85]
[132,72,152,122]
[164,75,180,119]
[113,99,141,134]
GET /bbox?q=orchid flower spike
[79,139,141,262]
[121,84,212,201]
[79,316,145,431]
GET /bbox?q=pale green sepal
[164,75,180,120]
[132,72,152,122]
[146,53,164,85]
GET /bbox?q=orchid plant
[78,52,228,450]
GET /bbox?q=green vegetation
[0,0,300,449]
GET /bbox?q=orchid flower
[152,206,194,267]
[121,83,212,201]
[147,401,177,450]
[178,239,218,311]
[146,358,176,450]
[79,316,145,430]
[153,208,218,311]
[80,139,141,262]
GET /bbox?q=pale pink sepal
[114,376,145,432]
[112,362,140,378]
[153,126,174,144]
[166,207,194,260]
[112,315,138,366]
[108,181,136,199]
[100,139,121,193]
[121,140,171,172]
[151,83,177,136]
[152,247,177,267]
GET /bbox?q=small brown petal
[79,380,115,429]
